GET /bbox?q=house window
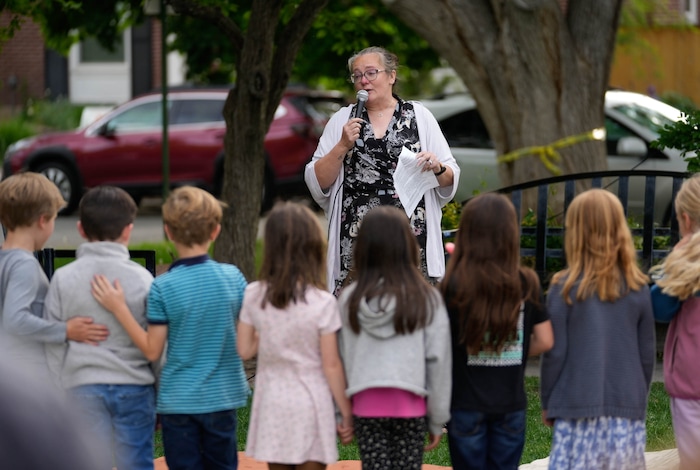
[685,0,698,25]
[80,37,125,63]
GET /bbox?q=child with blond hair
[0,173,108,379]
[651,173,700,470]
[92,186,249,470]
[541,189,655,470]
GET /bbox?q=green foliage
[24,98,83,131]
[166,0,442,91]
[441,201,462,231]
[168,3,243,85]
[0,98,84,163]
[128,241,178,267]
[0,118,35,161]
[660,91,698,114]
[652,109,700,172]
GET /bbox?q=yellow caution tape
[497,127,606,175]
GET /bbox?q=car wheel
[35,162,80,215]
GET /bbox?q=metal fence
[446,170,688,287]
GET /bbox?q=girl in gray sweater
[338,205,451,470]
[541,189,655,470]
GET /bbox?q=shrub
[652,108,700,172]
[0,118,35,163]
[25,98,83,131]
[660,91,697,113]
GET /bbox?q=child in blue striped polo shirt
[91,186,249,470]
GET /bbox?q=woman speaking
[305,46,460,295]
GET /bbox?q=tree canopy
[2,0,646,277]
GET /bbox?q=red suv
[3,87,346,213]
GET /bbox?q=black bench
[35,248,157,279]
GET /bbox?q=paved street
[22,196,325,249]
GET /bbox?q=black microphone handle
[354,99,365,119]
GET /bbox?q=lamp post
[159,0,169,202]
[145,0,169,202]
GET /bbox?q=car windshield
[610,103,678,134]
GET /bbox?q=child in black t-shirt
[440,193,553,469]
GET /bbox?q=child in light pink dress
[237,202,353,470]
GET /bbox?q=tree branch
[268,0,329,113]
[167,0,244,53]
[567,0,623,65]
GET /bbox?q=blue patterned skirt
[549,417,646,470]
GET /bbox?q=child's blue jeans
[70,383,156,470]
[160,409,238,470]
[447,408,526,470]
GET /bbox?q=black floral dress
[335,96,430,296]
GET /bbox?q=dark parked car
[3,87,346,213]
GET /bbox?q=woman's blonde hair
[347,46,399,74]
[653,174,700,299]
[552,189,648,304]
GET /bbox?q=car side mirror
[96,123,115,137]
[616,136,647,157]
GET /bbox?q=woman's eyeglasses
[349,69,387,84]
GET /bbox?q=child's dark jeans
[161,409,238,470]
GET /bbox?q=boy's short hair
[0,172,65,230]
[162,186,223,246]
[79,186,138,241]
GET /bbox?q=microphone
[354,90,368,119]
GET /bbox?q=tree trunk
[211,0,328,280]
[383,0,622,210]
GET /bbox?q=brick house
[0,12,184,108]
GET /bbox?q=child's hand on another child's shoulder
[65,316,109,345]
[91,275,128,317]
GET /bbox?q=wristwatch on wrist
[435,164,447,176]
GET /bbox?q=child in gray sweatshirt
[44,186,156,470]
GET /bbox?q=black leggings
[354,416,426,470]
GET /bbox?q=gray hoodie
[338,284,452,435]
[44,242,155,389]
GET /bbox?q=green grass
[153,378,675,466]
[129,241,178,266]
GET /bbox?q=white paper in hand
[393,146,439,217]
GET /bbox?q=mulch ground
[154,455,450,469]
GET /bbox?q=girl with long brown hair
[541,189,654,469]
[440,192,552,469]
[338,205,451,470]
[236,201,353,470]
